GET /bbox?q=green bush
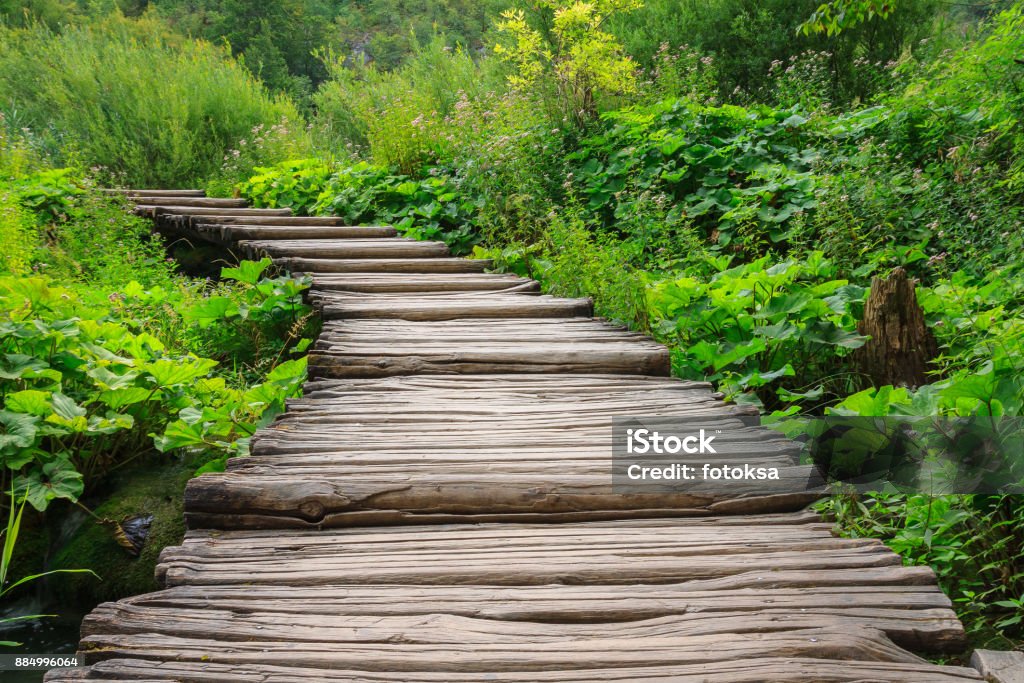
[648,252,867,409]
[0,264,310,511]
[241,160,481,254]
[0,14,307,187]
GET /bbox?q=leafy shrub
[10,169,84,224]
[648,253,867,408]
[0,263,310,512]
[568,101,820,256]
[183,258,316,370]
[0,193,35,276]
[826,492,1024,647]
[242,160,481,254]
[240,159,333,215]
[530,209,651,328]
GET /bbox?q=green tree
[799,0,895,34]
[494,0,643,123]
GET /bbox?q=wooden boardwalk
[47,191,984,682]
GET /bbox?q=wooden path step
[308,322,664,376]
[310,273,539,293]
[185,374,806,528]
[135,205,292,218]
[277,256,493,273]
[314,292,592,321]
[52,516,975,681]
[194,223,397,242]
[103,188,205,196]
[46,659,984,682]
[129,196,249,208]
[189,215,351,226]
[52,190,977,683]
[238,237,451,260]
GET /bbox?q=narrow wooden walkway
[47,191,983,682]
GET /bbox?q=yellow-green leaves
[493,0,642,123]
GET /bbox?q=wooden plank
[239,238,450,260]
[317,292,592,321]
[136,205,292,217]
[154,520,907,588]
[45,658,985,682]
[130,196,249,208]
[311,273,539,294]
[195,224,398,241]
[187,215,351,226]
[102,188,204,196]
[276,257,493,274]
[971,650,1024,683]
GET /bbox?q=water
[2,509,91,682]
[0,607,85,682]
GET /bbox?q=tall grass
[313,38,507,172]
[0,13,308,187]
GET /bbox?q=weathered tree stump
[857,267,937,388]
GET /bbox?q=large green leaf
[0,411,40,453]
[14,459,84,511]
[220,259,272,286]
[4,390,51,417]
[144,358,218,388]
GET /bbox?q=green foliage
[494,0,643,123]
[0,14,306,187]
[530,209,651,327]
[569,101,820,256]
[649,253,866,408]
[240,159,333,215]
[9,169,84,224]
[330,0,507,71]
[611,0,936,106]
[0,488,96,645]
[0,268,309,511]
[313,38,506,173]
[800,0,895,35]
[0,193,36,277]
[826,493,1024,646]
[242,160,481,254]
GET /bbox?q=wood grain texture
[278,256,493,273]
[311,273,539,293]
[195,223,397,241]
[135,205,292,217]
[970,650,1024,683]
[129,196,248,208]
[239,238,451,260]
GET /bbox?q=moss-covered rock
[49,457,193,606]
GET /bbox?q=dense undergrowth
[0,135,314,631]
[1,0,1023,652]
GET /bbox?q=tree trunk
[856,267,937,388]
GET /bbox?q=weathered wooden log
[45,658,985,682]
[311,273,539,294]
[857,267,937,387]
[129,196,248,208]
[276,257,493,273]
[135,206,292,217]
[102,188,205,197]
[197,224,397,240]
[189,215,352,226]
[970,649,1024,683]
[239,238,450,260]
[317,292,592,321]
